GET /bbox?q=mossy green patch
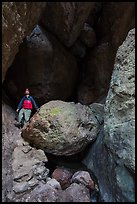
[50,107,61,116]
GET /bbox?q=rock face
[7,137,49,201]
[78,2,135,104]
[2,2,46,83]
[2,101,21,202]
[22,100,101,156]
[40,2,96,47]
[96,2,135,47]
[83,29,135,202]
[78,43,116,104]
[3,25,78,105]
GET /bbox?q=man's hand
[16,109,19,112]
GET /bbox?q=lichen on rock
[22,100,102,156]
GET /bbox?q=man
[15,88,39,128]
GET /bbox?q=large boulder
[2,2,46,83]
[22,100,101,156]
[40,2,96,47]
[83,29,135,202]
[3,25,78,105]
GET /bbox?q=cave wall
[3,2,135,105]
[2,2,47,83]
[2,2,46,201]
[83,28,135,202]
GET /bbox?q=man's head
[25,88,30,95]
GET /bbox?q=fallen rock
[60,183,91,202]
[52,168,73,189]
[40,2,96,47]
[8,182,61,202]
[46,178,62,190]
[71,170,95,190]
[3,25,78,105]
[8,181,91,202]
[13,182,30,194]
[2,2,46,83]
[22,100,101,156]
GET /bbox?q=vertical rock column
[83,28,135,202]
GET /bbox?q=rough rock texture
[46,178,62,190]
[7,137,50,201]
[3,25,78,105]
[2,2,46,83]
[9,181,91,202]
[96,2,135,48]
[60,183,91,202]
[22,100,101,156]
[8,182,60,202]
[52,168,73,189]
[2,101,21,202]
[71,171,95,190]
[83,29,135,202]
[78,43,116,104]
[78,2,135,104]
[40,2,96,47]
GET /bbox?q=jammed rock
[2,2,46,83]
[40,2,96,47]
[83,28,135,202]
[3,25,78,105]
[22,100,101,156]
